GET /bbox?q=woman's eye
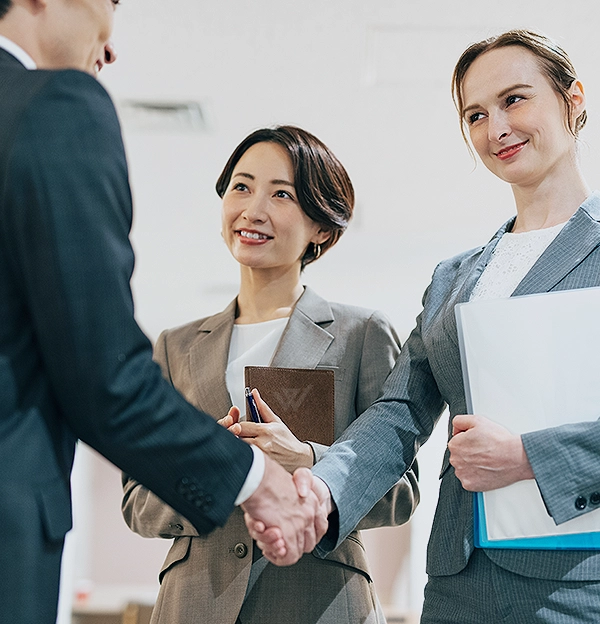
[468,112,485,125]
[506,94,524,106]
[232,182,248,192]
[274,190,293,199]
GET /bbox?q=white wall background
[63,0,600,620]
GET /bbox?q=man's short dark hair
[0,0,12,19]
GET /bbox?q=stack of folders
[244,366,335,446]
[456,287,600,549]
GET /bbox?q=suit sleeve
[353,311,419,530]
[2,70,253,534]
[122,332,200,539]
[312,286,445,555]
[522,421,600,524]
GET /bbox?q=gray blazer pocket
[38,477,72,543]
[439,449,452,480]
[317,364,343,381]
[322,531,372,581]
[159,536,193,583]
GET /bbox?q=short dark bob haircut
[0,0,12,19]
[216,125,354,269]
[452,29,587,144]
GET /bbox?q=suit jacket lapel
[456,219,515,305]
[188,299,237,419]
[0,47,28,70]
[440,219,513,347]
[445,193,600,347]
[271,287,334,369]
[512,191,600,296]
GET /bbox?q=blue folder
[474,492,600,550]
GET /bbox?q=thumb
[228,405,241,423]
[452,414,477,436]
[253,389,282,424]
[293,467,313,498]
[217,405,240,428]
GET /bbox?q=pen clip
[245,386,262,423]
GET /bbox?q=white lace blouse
[470,221,567,301]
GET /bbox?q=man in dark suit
[0,1,325,622]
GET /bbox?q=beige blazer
[122,287,419,624]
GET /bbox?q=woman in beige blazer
[122,126,418,624]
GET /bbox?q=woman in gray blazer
[307,30,600,623]
[122,126,419,624]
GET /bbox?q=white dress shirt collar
[0,35,36,69]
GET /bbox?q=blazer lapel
[188,299,237,419]
[440,219,514,347]
[512,192,600,296]
[271,287,334,369]
[456,219,515,305]
[444,192,600,347]
[0,47,28,70]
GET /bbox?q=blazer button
[591,492,600,506]
[176,477,191,494]
[575,496,587,510]
[168,523,184,531]
[234,543,248,558]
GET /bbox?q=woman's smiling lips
[236,229,273,244]
[495,140,528,161]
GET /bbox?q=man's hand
[448,414,534,491]
[241,458,329,566]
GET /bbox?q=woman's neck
[511,163,590,233]
[236,266,304,324]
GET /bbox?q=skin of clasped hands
[219,389,332,565]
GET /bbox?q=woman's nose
[243,194,268,221]
[104,41,117,65]
[488,111,510,142]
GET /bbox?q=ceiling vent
[117,100,209,133]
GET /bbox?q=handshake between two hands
[217,389,334,566]
[240,459,333,566]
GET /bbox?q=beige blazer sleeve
[121,332,203,538]
[121,299,237,540]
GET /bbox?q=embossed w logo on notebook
[276,385,313,412]
[244,366,335,445]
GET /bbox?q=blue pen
[245,387,262,423]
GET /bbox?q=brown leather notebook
[244,366,335,446]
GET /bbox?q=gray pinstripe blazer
[314,191,600,581]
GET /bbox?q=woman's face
[461,45,584,188]
[221,142,327,272]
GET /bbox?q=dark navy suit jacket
[0,48,252,623]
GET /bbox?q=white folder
[456,287,600,548]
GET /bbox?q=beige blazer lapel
[188,299,237,419]
[271,287,334,369]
